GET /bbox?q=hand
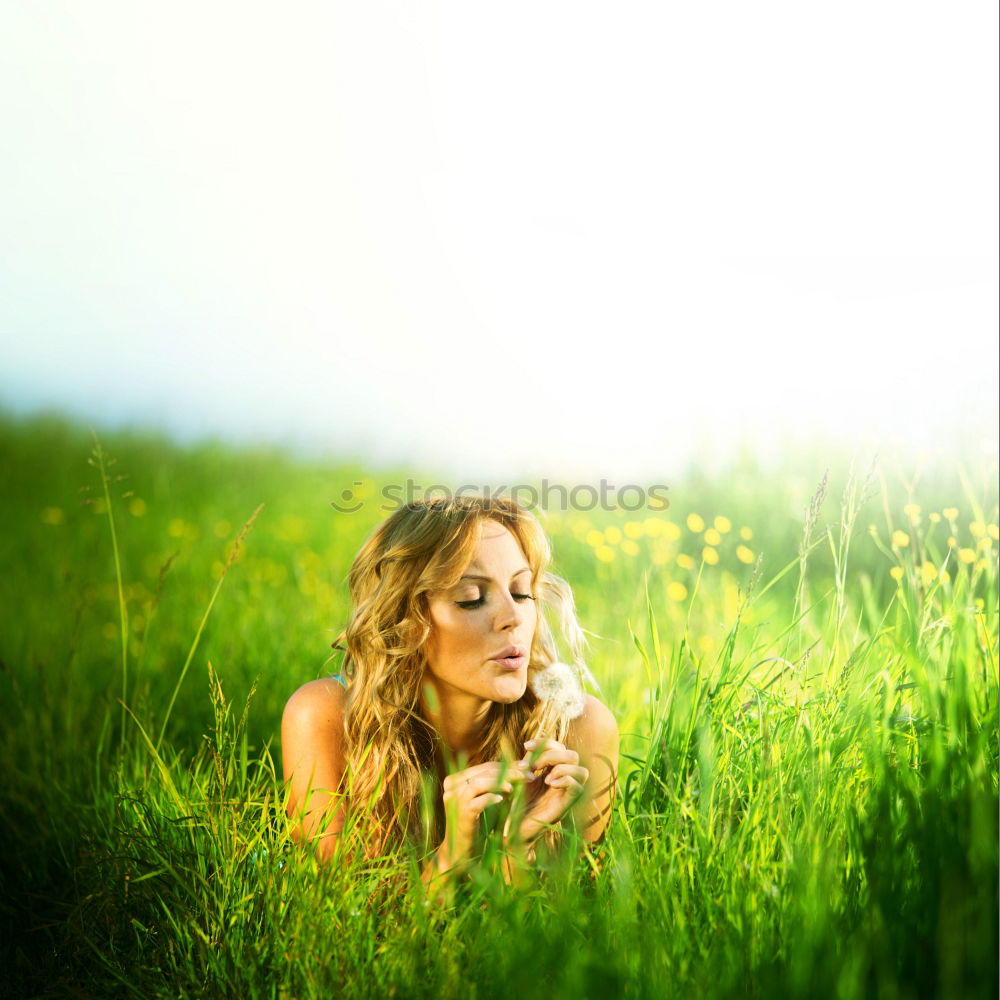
[437,760,529,867]
[505,738,589,849]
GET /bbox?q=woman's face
[423,520,538,706]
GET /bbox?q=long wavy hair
[330,495,592,862]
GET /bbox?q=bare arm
[566,694,620,845]
[281,678,349,864]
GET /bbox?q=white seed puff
[528,661,586,720]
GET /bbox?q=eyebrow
[458,566,531,583]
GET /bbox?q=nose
[494,591,526,630]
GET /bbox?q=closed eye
[456,593,536,610]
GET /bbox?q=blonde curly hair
[331,495,592,862]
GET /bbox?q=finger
[543,774,586,794]
[461,772,523,797]
[444,763,526,793]
[522,747,579,771]
[543,763,589,785]
[523,738,564,756]
[469,791,506,813]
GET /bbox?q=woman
[281,495,619,893]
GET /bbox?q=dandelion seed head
[528,661,585,719]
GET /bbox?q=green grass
[1,409,997,999]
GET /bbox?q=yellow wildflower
[643,518,664,536]
[988,524,999,540]
[969,521,986,538]
[168,519,186,538]
[979,537,993,552]
[596,545,615,563]
[947,536,957,548]
[586,529,604,547]
[890,567,904,581]
[604,526,622,545]
[736,545,755,564]
[920,561,937,586]
[667,581,688,601]
[702,547,719,565]
[129,498,147,517]
[928,512,941,523]
[943,507,959,521]
[740,526,753,540]
[624,522,644,539]
[704,528,722,546]
[687,513,705,533]
[663,522,681,541]
[621,539,640,556]
[677,553,695,570]
[903,504,921,523]
[714,516,732,534]
[958,548,976,564]
[891,530,910,548]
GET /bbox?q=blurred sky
[1,2,997,483]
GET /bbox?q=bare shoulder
[281,678,349,789]
[282,677,348,732]
[566,694,619,756]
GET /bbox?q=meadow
[1,410,997,999]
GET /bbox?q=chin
[490,674,528,704]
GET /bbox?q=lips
[492,644,528,669]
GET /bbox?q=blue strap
[331,672,347,689]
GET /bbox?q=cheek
[427,607,475,658]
